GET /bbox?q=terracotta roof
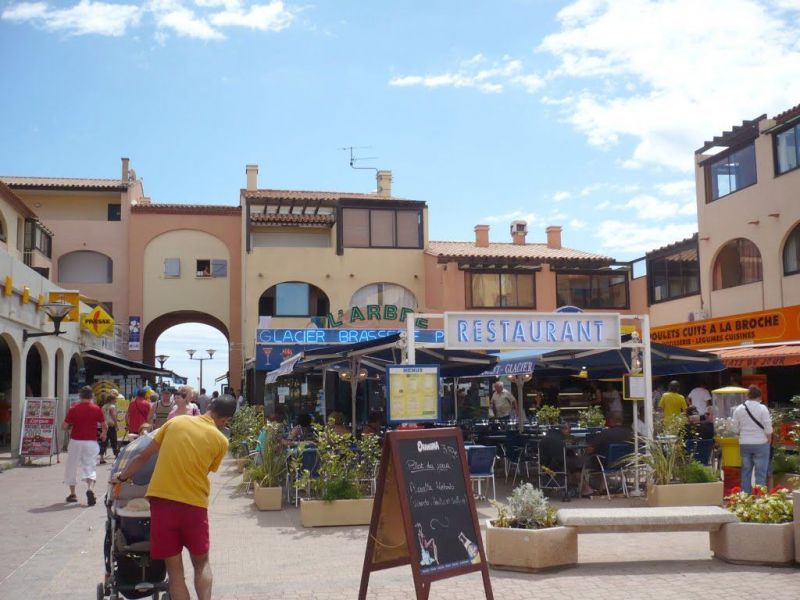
[774,102,800,125]
[242,188,414,202]
[131,203,240,216]
[250,213,335,226]
[427,241,613,264]
[0,180,38,219]
[1,176,126,190]
[717,345,800,368]
[646,233,698,258]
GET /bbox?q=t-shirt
[65,402,104,441]
[491,390,515,418]
[167,403,201,420]
[687,387,712,413]
[147,414,229,508]
[733,400,773,445]
[102,402,116,427]
[659,392,687,421]
[127,396,152,434]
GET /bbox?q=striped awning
[716,345,800,368]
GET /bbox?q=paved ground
[1,456,797,600]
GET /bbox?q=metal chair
[537,442,569,501]
[467,445,497,500]
[592,443,632,499]
[686,438,714,466]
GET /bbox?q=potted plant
[295,420,381,527]
[245,422,287,511]
[229,405,265,471]
[714,417,740,468]
[577,406,605,429]
[536,405,561,427]
[486,483,576,572]
[711,486,795,565]
[771,448,800,490]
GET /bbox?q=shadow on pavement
[28,503,85,513]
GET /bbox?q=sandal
[87,490,96,506]
[66,494,78,503]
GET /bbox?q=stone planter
[773,472,800,490]
[647,482,723,507]
[253,484,282,511]
[485,521,577,572]
[300,498,373,527]
[710,521,795,566]
[794,491,799,565]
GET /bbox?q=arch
[782,221,800,276]
[24,342,49,397]
[68,353,84,394]
[142,310,230,369]
[350,282,417,309]
[57,250,113,284]
[258,282,330,318]
[712,238,762,290]
[0,333,20,448]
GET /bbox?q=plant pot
[710,522,795,566]
[300,498,373,527]
[773,472,800,490]
[647,482,723,507]
[485,521,577,572]
[253,484,282,511]
[715,437,741,468]
[794,491,800,564]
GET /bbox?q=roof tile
[426,240,614,263]
[250,213,335,226]
[132,203,240,215]
[1,176,126,190]
[242,188,413,202]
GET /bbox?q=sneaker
[98,458,107,464]
[87,490,96,506]
[66,494,78,503]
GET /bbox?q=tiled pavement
[0,457,797,599]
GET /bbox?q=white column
[642,315,654,438]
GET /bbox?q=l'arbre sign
[444,311,621,350]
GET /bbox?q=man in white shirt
[732,385,772,494]
[490,382,517,419]
[687,384,712,416]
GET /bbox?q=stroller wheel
[96,582,106,600]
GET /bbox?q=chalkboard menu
[359,428,493,600]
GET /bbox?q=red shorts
[148,497,210,560]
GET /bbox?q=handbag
[742,402,764,430]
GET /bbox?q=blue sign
[256,344,305,371]
[256,328,444,346]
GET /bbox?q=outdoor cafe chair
[686,438,714,466]
[537,442,569,501]
[466,445,497,501]
[287,447,319,506]
[589,443,631,500]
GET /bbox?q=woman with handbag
[732,385,773,494]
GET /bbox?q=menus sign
[444,311,621,350]
[20,397,58,459]
[623,374,645,400]
[386,365,440,424]
[359,429,493,600]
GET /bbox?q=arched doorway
[155,324,229,395]
[25,343,48,397]
[0,334,18,449]
[68,353,84,394]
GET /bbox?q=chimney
[376,170,392,197]
[474,224,490,248]
[510,220,528,245]
[246,164,259,191]
[546,225,562,250]
[121,157,129,182]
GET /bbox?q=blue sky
[3,1,800,382]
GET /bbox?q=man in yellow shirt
[114,390,235,600]
[659,380,688,422]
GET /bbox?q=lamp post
[155,354,169,389]
[187,349,215,393]
[23,301,73,342]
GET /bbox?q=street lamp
[187,349,215,392]
[155,354,169,389]
[23,301,73,342]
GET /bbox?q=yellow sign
[81,306,114,336]
[48,291,80,322]
[386,365,440,423]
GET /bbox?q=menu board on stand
[358,428,493,600]
[386,365,441,425]
[19,397,60,464]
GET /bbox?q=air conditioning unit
[510,220,528,235]
[688,310,708,322]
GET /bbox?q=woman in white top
[732,385,773,494]
[167,386,201,420]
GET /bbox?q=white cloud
[594,219,697,255]
[624,193,695,220]
[553,191,570,202]
[151,1,223,39]
[209,0,293,31]
[539,0,800,171]
[2,1,141,36]
[569,218,587,230]
[390,55,544,94]
[483,210,538,224]
[655,179,695,197]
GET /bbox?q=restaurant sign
[444,311,621,350]
[326,304,428,329]
[650,305,800,350]
[256,328,444,345]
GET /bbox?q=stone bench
[555,506,738,534]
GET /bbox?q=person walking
[196,388,210,415]
[99,390,120,463]
[150,387,175,429]
[659,380,688,422]
[127,388,153,436]
[112,395,235,600]
[168,386,201,420]
[62,386,107,505]
[733,385,773,494]
[490,381,517,419]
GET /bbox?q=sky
[154,323,229,392]
[3,1,800,371]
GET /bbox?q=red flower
[770,486,788,494]
[730,486,741,494]
[752,486,764,496]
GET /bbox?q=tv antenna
[340,146,378,172]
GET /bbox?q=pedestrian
[490,381,517,419]
[196,388,210,415]
[62,386,107,505]
[150,387,175,429]
[127,387,153,436]
[733,385,773,494]
[168,386,201,420]
[687,382,712,415]
[112,394,235,600]
[235,389,245,412]
[99,389,120,463]
[659,380,688,423]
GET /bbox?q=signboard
[325,304,427,328]
[128,316,141,351]
[623,374,645,400]
[386,365,440,424]
[81,305,114,336]
[359,429,493,600]
[444,311,621,350]
[48,291,80,322]
[115,395,129,440]
[19,397,58,459]
[256,328,444,346]
[651,304,800,350]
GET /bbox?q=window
[647,244,700,303]
[783,225,800,275]
[342,208,422,249]
[164,258,180,278]
[259,282,330,317]
[712,238,762,289]
[707,143,757,201]
[57,250,113,283]
[351,283,417,309]
[775,124,800,175]
[556,271,629,309]
[107,204,121,221]
[16,218,23,252]
[0,215,5,242]
[466,272,536,309]
[194,259,226,278]
[23,220,52,261]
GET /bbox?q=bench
[556,506,737,534]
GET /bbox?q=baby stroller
[97,434,169,600]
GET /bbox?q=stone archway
[0,333,20,448]
[24,342,49,397]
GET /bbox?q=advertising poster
[128,316,141,351]
[115,395,130,439]
[386,365,440,424]
[20,397,58,457]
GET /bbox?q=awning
[716,345,800,368]
[83,349,173,377]
[265,354,303,384]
